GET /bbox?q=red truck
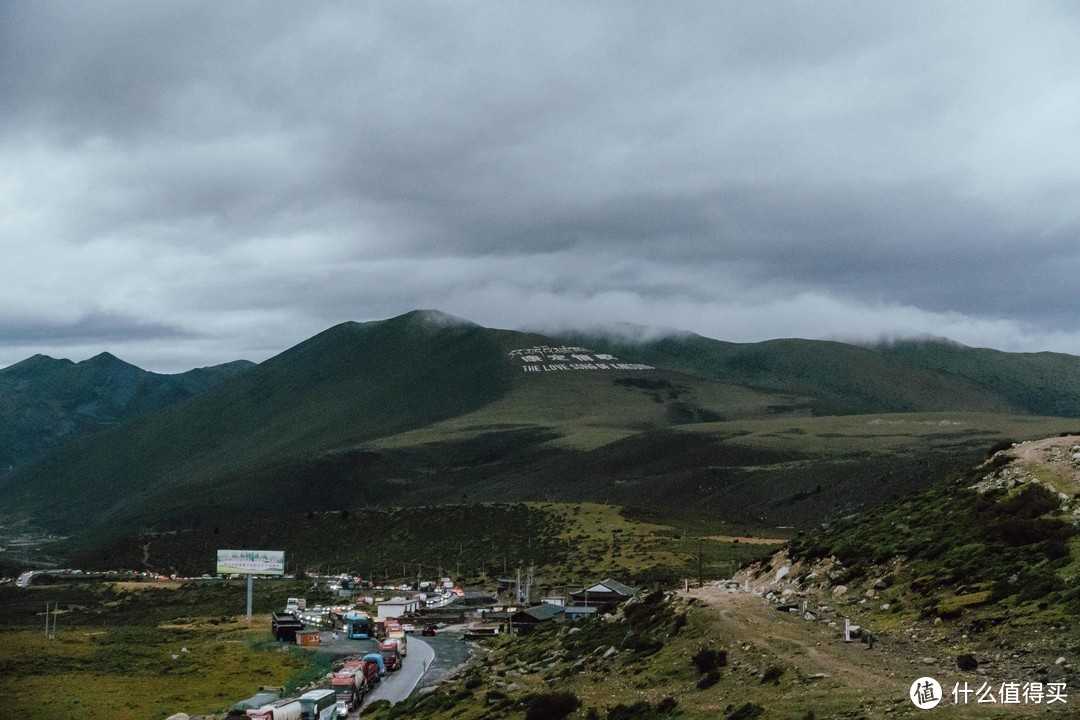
[358,658,381,685]
[330,669,364,713]
[378,640,401,672]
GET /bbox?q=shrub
[956,654,978,671]
[697,670,721,689]
[760,665,784,685]
[525,691,581,720]
[725,703,765,720]
[691,647,727,674]
[608,701,655,720]
[657,696,678,714]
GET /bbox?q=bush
[697,670,721,689]
[657,696,678,714]
[691,647,727,674]
[608,701,655,720]
[725,703,765,720]
[525,691,581,720]
[760,665,784,685]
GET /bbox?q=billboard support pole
[247,573,253,622]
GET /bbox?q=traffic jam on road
[246,578,459,719]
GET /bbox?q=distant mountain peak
[394,309,479,328]
[81,351,140,370]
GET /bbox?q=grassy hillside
[361,440,1080,720]
[70,502,779,591]
[0,312,517,541]
[568,331,1080,417]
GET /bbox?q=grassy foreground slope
[366,439,1080,720]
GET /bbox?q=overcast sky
[3,2,1080,372]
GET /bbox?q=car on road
[401,623,415,633]
[421,624,437,636]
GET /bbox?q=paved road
[361,636,435,708]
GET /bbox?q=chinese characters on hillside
[508,346,654,373]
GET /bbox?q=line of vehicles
[243,615,418,719]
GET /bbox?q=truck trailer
[246,698,303,720]
[361,652,386,675]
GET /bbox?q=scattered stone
[603,646,618,659]
[832,585,848,597]
[775,566,790,582]
[807,673,829,680]
[921,657,937,665]
[507,683,519,692]
[1056,656,1067,665]
[880,603,890,610]
[803,612,817,621]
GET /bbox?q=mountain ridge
[7,310,1080,555]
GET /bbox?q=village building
[376,596,422,621]
[509,602,564,634]
[568,578,637,611]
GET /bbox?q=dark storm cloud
[3,1,1080,371]
[0,312,193,345]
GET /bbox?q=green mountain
[0,352,253,471]
[5,310,1080,556]
[563,331,1080,416]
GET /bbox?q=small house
[510,603,564,634]
[568,578,637,611]
[295,629,322,647]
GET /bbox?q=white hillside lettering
[508,346,654,373]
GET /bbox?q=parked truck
[378,640,401,672]
[361,652,386,675]
[384,634,407,658]
[330,670,363,714]
[342,658,378,685]
[246,698,303,720]
[359,658,381,685]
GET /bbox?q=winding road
[361,636,435,708]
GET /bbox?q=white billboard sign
[216,549,285,576]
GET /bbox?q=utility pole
[45,601,56,639]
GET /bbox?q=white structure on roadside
[376,596,421,621]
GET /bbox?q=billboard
[216,549,285,576]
